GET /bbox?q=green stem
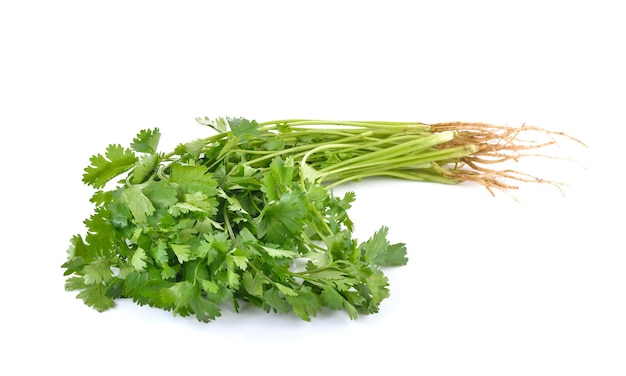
[242,130,377,167]
[324,169,458,189]
[319,145,477,183]
[316,131,456,176]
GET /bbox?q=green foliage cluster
[63,118,409,322]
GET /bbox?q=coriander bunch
[62,117,581,322]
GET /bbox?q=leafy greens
[63,118,409,322]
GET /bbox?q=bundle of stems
[190,118,584,195]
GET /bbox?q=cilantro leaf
[76,284,115,312]
[142,180,178,209]
[83,208,118,257]
[82,259,113,285]
[160,281,194,311]
[130,247,149,272]
[64,276,86,292]
[263,287,291,314]
[261,156,295,201]
[189,289,222,323]
[285,286,321,321]
[171,244,191,263]
[242,271,266,297]
[122,186,156,224]
[148,240,169,264]
[360,226,408,266]
[83,144,137,188]
[228,117,260,138]
[261,246,299,258]
[129,153,160,184]
[66,234,89,260]
[320,285,345,311]
[256,190,307,244]
[169,164,218,197]
[196,116,228,133]
[168,202,205,217]
[180,138,206,159]
[131,128,161,154]
[361,269,390,313]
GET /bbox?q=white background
[1,1,624,375]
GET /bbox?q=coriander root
[429,122,586,195]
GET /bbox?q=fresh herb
[62,117,582,322]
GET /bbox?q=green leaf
[122,186,156,224]
[301,163,321,185]
[264,136,285,151]
[226,268,240,289]
[76,284,115,312]
[271,156,295,187]
[237,228,258,246]
[275,283,298,297]
[183,192,218,215]
[161,263,177,280]
[189,289,221,323]
[261,245,299,258]
[182,138,206,158]
[200,279,220,294]
[83,144,137,188]
[171,244,191,263]
[286,286,320,321]
[148,240,169,264]
[261,157,294,200]
[108,197,131,227]
[338,191,356,209]
[130,247,148,271]
[130,153,160,184]
[320,285,344,310]
[323,229,359,265]
[263,287,290,313]
[214,117,229,132]
[169,164,218,197]
[256,190,307,243]
[160,281,194,309]
[141,180,178,209]
[121,270,149,303]
[66,234,88,259]
[385,243,409,266]
[83,259,113,285]
[196,116,228,133]
[90,190,113,205]
[227,252,249,270]
[308,269,348,280]
[360,226,408,266]
[65,276,86,291]
[217,188,249,215]
[343,301,359,320]
[106,278,124,299]
[242,271,266,297]
[168,202,205,217]
[363,270,390,313]
[204,232,232,253]
[83,208,118,257]
[302,250,329,267]
[324,191,356,232]
[62,257,86,277]
[228,117,260,138]
[131,128,161,153]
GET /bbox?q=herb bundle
[62,117,580,322]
